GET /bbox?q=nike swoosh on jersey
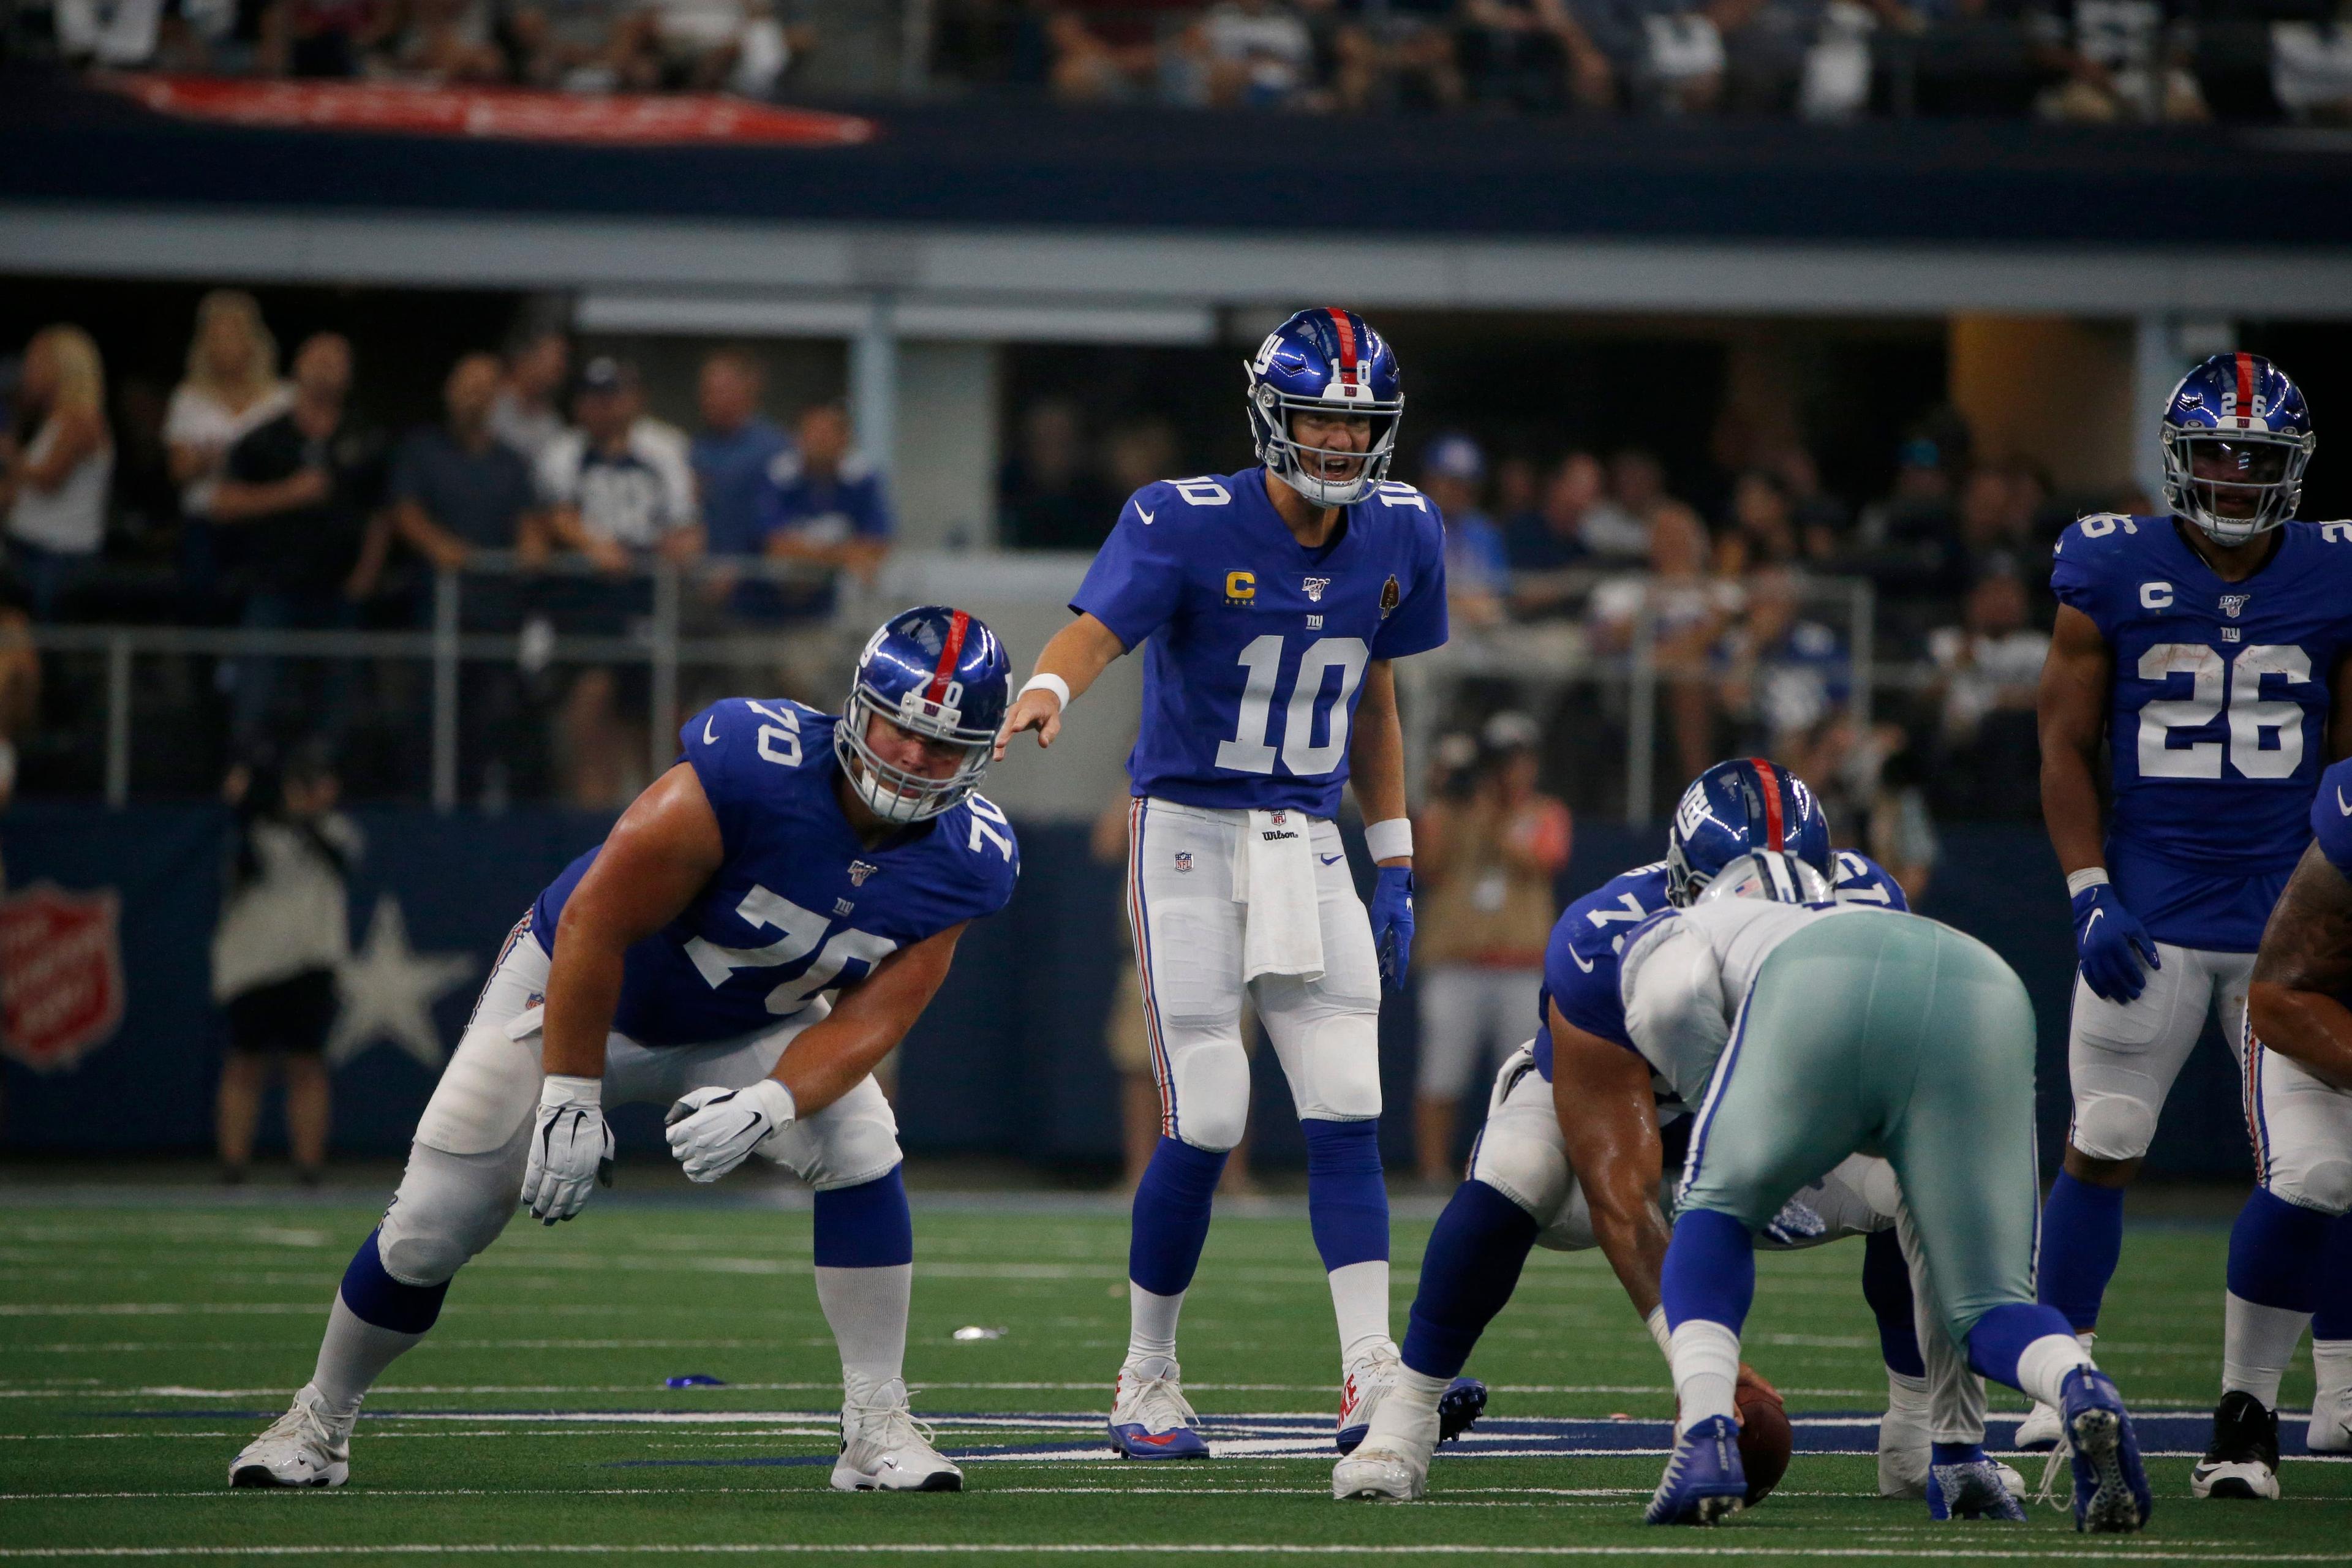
[1570,948,1596,973]
[1137,506,1156,524]
[2338,785,2352,815]
[1321,853,1345,865]
[704,715,719,744]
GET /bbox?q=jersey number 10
[2138,643,2310,780]
[1214,635,1370,777]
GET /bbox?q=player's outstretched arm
[664,922,969,1183]
[1550,1001,1671,1321]
[994,612,1128,760]
[2248,844,2352,1092]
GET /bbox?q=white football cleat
[831,1376,962,1492]
[228,1384,353,1488]
[1336,1340,1403,1453]
[1333,1442,1429,1502]
[2013,1400,2063,1452]
[2308,1383,2352,1455]
[1878,1374,1931,1498]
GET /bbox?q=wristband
[1019,674,1071,711]
[541,1074,601,1109]
[1646,1305,1673,1361]
[2066,867,2109,898]
[1365,818,1414,862]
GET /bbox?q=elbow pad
[1619,916,1730,1104]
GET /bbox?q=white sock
[2221,1291,2309,1411]
[2313,1340,2352,1403]
[2015,1332,2097,1411]
[1887,1368,1929,1417]
[1670,1319,1742,1429]
[1329,1259,1392,1365]
[311,1294,424,1415]
[815,1264,911,1389]
[1126,1282,1185,1377]
[1360,1363,1448,1452]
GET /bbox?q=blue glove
[1370,865,1415,989]
[2071,881,2159,1004]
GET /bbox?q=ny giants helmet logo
[1673,782,1713,842]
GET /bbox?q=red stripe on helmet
[2236,352,2256,426]
[925,610,971,703]
[1327,309,1358,385]
[1747,758,1786,851]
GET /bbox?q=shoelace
[261,1397,344,1456]
[2033,1431,2074,1513]
[1123,1373,1199,1432]
[846,1395,939,1456]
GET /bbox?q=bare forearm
[540,937,624,1079]
[1588,1190,1672,1319]
[1034,615,1126,703]
[2040,741,2106,875]
[1349,665,1409,851]
[2249,985,2352,1092]
[770,1017,899,1116]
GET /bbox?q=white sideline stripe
[0,1546,2342,1561]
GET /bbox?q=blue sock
[1964,1301,2075,1392]
[1932,1441,1987,1466]
[337,1227,448,1335]
[2316,1212,2352,1340]
[1301,1119,1389,1272]
[2035,1170,2125,1333]
[1863,1228,1926,1379]
[2226,1186,2326,1313]
[1661,1208,1755,1333]
[813,1166,914,1268]
[1400,1179,1540,1379]
[1129,1136,1227,1297]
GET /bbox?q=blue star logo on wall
[325,894,478,1071]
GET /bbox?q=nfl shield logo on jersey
[2219,594,2251,618]
[1174,851,1194,873]
[1302,576,1332,602]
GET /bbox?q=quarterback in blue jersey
[997,308,1448,1457]
[2231,759,2352,1467]
[231,608,1020,1495]
[1336,761,2020,1516]
[2028,353,2352,1491]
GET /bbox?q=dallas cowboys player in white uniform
[2025,354,2352,1495]
[996,308,1447,1457]
[229,607,1019,1494]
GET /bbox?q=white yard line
[0,1545,2338,1561]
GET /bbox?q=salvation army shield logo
[0,883,127,1072]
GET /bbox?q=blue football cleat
[1437,1376,1487,1444]
[1107,1365,1210,1461]
[1646,1414,1748,1526]
[2060,1367,2151,1534]
[1926,1458,2027,1522]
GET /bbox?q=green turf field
[2,1188,2345,1564]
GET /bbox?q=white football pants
[375,916,903,1289]
[2065,942,2253,1163]
[2246,1019,2352,1216]
[1126,796,1382,1153]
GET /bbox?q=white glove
[665,1078,796,1184]
[1763,1194,1828,1247]
[519,1074,614,1224]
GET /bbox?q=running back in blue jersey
[529,699,1019,1047]
[1531,850,1907,1089]
[2052,513,2352,950]
[1069,467,1448,817]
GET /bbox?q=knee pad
[1163,1032,1252,1153]
[2286,1160,2352,1218]
[1469,1120,1573,1229]
[378,1140,524,1287]
[2071,1090,2161,1164]
[1278,1006,1382,1123]
[768,1079,905,1192]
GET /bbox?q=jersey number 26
[2138,643,2310,780]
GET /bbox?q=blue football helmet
[2161,352,2314,546]
[835,606,1011,824]
[1243,307,1403,507]
[1696,850,1834,907]
[1665,758,1831,907]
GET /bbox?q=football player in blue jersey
[995,308,1448,1457]
[2233,757,2352,1463]
[1335,760,2022,1518]
[230,607,1021,1494]
[2027,352,2352,1496]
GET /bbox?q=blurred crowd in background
[6,0,2352,125]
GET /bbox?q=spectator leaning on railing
[1,325,113,622]
[165,290,290,533]
[1418,433,1510,630]
[752,401,892,704]
[688,345,792,617]
[209,333,390,747]
[490,326,571,470]
[531,355,699,576]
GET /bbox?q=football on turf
[1737,1385,1793,1504]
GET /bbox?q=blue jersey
[1532,850,1906,1098]
[529,699,1019,1047]
[2052,513,2352,951]
[1070,467,1449,817]
[2312,756,2352,882]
